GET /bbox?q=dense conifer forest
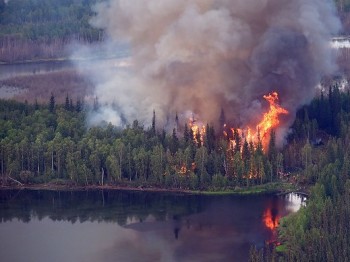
[0,84,348,191]
[0,93,283,190]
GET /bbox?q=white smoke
[74,0,341,140]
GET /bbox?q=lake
[0,190,304,262]
[0,47,130,81]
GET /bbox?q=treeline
[0,0,102,41]
[283,85,350,181]
[0,0,103,62]
[0,94,285,190]
[0,0,349,62]
[0,190,204,226]
[1,85,350,191]
[0,0,347,40]
[249,85,350,261]
[0,85,349,192]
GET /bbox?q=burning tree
[179,91,289,185]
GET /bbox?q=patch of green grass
[191,182,297,196]
[48,178,75,186]
[276,244,287,253]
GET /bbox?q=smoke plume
[78,0,340,143]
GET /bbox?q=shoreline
[0,181,302,196]
[0,57,72,66]
[0,53,129,66]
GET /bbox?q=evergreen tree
[205,124,216,153]
[256,129,263,156]
[184,123,190,145]
[49,93,55,113]
[267,129,277,178]
[65,94,70,111]
[195,130,201,148]
[34,99,39,110]
[169,128,179,154]
[76,98,82,112]
[219,108,226,127]
[151,110,156,135]
[242,139,250,162]
[233,128,241,153]
[175,112,179,130]
[69,99,74,112]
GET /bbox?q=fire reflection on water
[262,206,280,244]
[263,208,280,230]
[262,193,306,244]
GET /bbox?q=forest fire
[257,92,289,142]
[225,91,288,150]
[188,91,288,149]
[189,117,206,145]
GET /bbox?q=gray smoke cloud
[78,0,340,143]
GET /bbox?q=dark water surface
[0,190,303,262]
[0,50,130,81]
[0,61,75,80]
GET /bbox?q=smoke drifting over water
[78,0,340,142]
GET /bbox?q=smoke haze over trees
[76,0,341,147]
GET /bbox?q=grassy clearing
[191,182,297,196]
[276,244,287,253]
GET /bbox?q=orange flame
[257,92,288,142]
[224,91,288,151]
[189,117,206,145]
[263,208,280,230]
[179,164,187,175]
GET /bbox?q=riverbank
[195,182,302,195]
[0,50,129,66]
[0,181,302,196]
[0,57,71,66]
